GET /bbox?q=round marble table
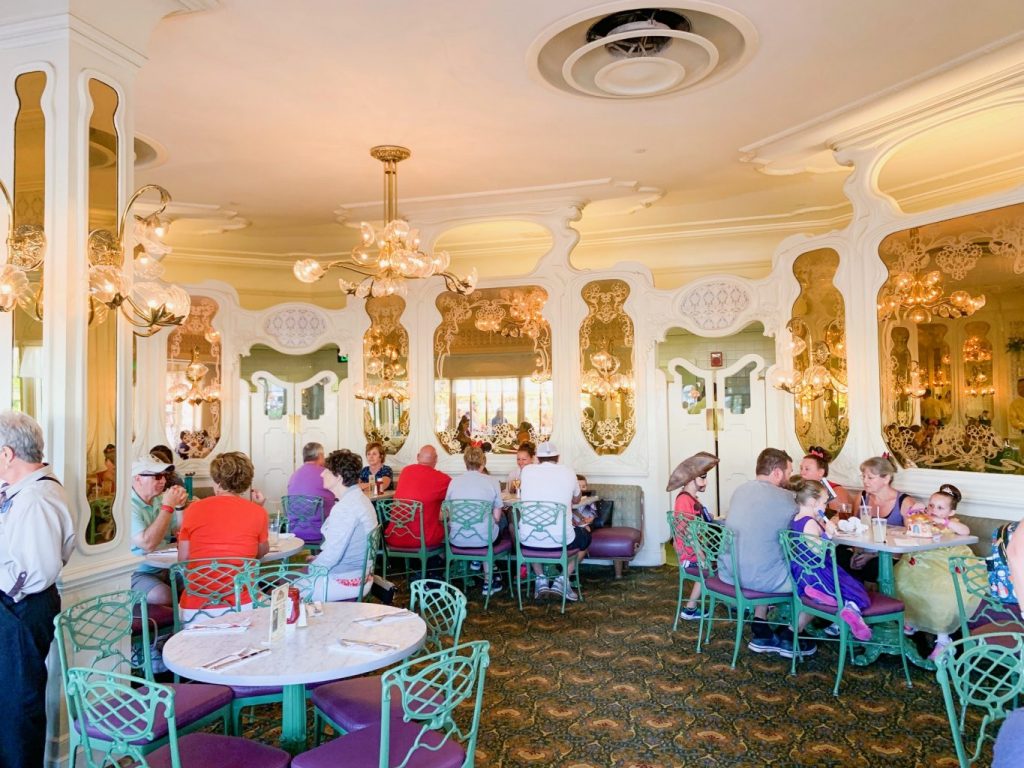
[143,533,306,569]
[162,601,426,753]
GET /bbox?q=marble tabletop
[162,601,426,687]
[143,533,306,570]
[831,526,978,554]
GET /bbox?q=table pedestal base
[280,683,307,754]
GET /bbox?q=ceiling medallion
[528,3,757,100]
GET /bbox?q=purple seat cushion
[706,575,788,601]
[131,603,176,634]
[520,547,581,559]
[293,716,465,768]
[80,683,231,743]
[683,564,701,576]
[147,732,290,768]
[313,677,443,733]
[587,527,641,559]
[449,538,513,558]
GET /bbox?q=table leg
[849,552,934,671]
[279,683,307,754]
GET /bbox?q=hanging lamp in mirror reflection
[87,184,190,337]
[293,145,477,299]
[0,179,45,314]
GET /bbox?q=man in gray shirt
[445,446,506,595]
[719,447,814,658]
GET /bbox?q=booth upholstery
[586,483,644,578]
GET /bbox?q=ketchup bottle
[286,586,301,624]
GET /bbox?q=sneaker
[549,575,579,602]
[679,606,703,621]
[824,623,841,638]
[469,561,482,572]
[482,577,503,596]
[840,603,872,641]
[747,633,785,655]
[776,629,817,659]
[904,622,917,636]
[928,638,952,662]
[534,577,551,597]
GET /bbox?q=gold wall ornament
[433,285,552,454]
[360,296,409,453]
[579,279,636,455]
[773,250,848,456]
[87,184,190,337]
[293,146,477,299]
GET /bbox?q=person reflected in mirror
[129,457,188,606]
[516,421,533,446]
[490,409,506,428]
[1008,379,1024,435]
[799,446,852,513]
[358,441,393,493]
[455,414,473,452]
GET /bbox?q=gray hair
[0,411,44,463]
[302,442,325,463]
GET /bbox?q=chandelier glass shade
[0,179,45,315]
[877,271,986,324]
[87,184,190,337]
[168,346,220,405]
[769,318,848,403]
[293,146,477,299]
[355,324,409,404]
[581,339,633,400]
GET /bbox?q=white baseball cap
[131,458,173,477]
[536,442,559,458]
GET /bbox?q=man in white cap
[130,456,188,605]
[519,442,585,600]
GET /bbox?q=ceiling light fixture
[87,184,190,337]
[168,345,220,405]
[294,146,477,299]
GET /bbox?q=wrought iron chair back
[235,562,329,607]
[668,508,704,631]
[358,524,382,602]
[510,500,580,614]
[169,558,258,632]
[410,578,468,655]
[376,497,437,580]
[443,499,511,609]
[949,555,1023,639]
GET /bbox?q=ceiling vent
[528,3,757,100]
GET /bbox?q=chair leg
[896,616,913,689]
[789,601,799,678]
[515,559,524,611]
[673,571,685,631]
[613,560,624,579]
[730,607,744,668]
[833,626,849,697]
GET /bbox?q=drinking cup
[837,503,852,521]
[871,516,887,544]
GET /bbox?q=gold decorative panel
[433,285,552,454]
[579,279,635,455]
[166,297,221,459]
[789,249,848,457]
[360,295,409,454]
[878,202,1024,473]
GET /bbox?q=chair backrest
[65,667,181,768]
[949,555,1023,638]
[170,557,258,631]
[235,562,329,607]
[359,525,382,602]
[778,529,845,605]
[281,494,326,543]
[410,578,468,654]
[377,497,425,532]
[511,500,568,548]
[55,590,149,683]
[934,632,1024,767]
[443,499,496,550]
[685,518,727,577]
[379,640,490,768]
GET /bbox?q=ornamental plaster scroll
[261,307,330,350]
[676,279,754,332]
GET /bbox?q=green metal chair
[282,494,326,552]
[443,498,513,609]
[376,497,442,580]
[297,641,491,768]
[55,590,232,765]
[934,632,1024,767]
[778,529,912,695]
[64,667,290,768]
[949,555,1023,641]
[511,500,582,614]
[169,557,259,632]
[359,524,382,602]
[667,508,705,631]
[687,518,791,667]
[311,579,468,741]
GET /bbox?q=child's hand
[824,521,838,537]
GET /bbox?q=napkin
[353,610,415,626]
[837,518,866,535]
[185,617,252,634]
[200,646,270,671]
[334,638,399,654]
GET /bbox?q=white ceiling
[132,0,1024,261]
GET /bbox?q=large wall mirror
[85,78,119,544]
[434,285,552,454]
[11,72,46,419]
[877,202,1024,473]
[790,249,849,457]
[166,296,221,459]
[579,279,636,455]
[359,296,409,455]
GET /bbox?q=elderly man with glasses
[130,456,189,605]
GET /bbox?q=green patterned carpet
[243,565,972,767]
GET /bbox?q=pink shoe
[928,640,951,662]
[803,585,838,607]
[840,605,872,641]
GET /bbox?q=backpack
[986,521,1019,605]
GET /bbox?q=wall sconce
[87,184,190,337]
[0,179,44,314]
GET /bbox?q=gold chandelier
[0,179,45,314]
[168,346,220,405]
[581,339,633,400]
[88,184,191,337]
[294,146,477,299]
[769,318,847,403]
[356,326,408,404]
[877,270,986,324]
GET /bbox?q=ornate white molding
[676,278,755,332]
[261,306,330,350]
